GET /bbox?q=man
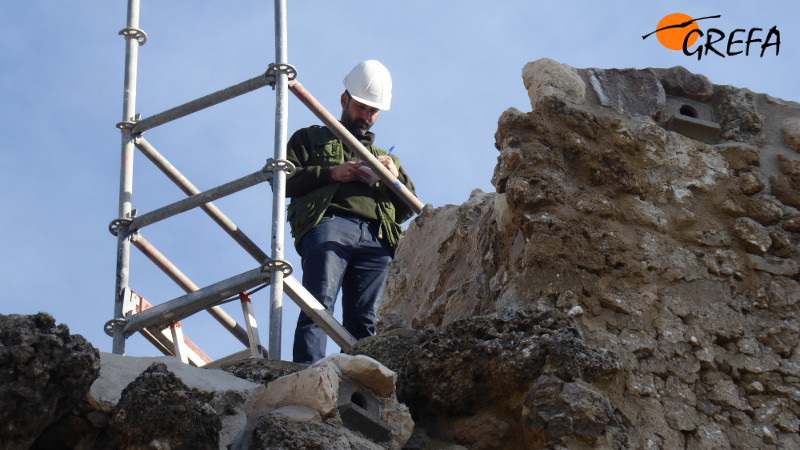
[286,60,416,364]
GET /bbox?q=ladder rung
[128,169,272,232]
[132,73,275,134]
[124,267,269,335]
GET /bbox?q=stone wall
[378,59,800,448]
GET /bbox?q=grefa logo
[642,13,780,60]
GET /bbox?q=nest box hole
[679,105,698,118]
[351,392,367,409]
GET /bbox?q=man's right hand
[330,162,370,183]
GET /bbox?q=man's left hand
[377,155,399,178]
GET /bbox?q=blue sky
[1,1,798,362]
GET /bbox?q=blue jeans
[292,213,392,364]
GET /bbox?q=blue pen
[360,145,395,167]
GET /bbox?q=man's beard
[341,110,371,136]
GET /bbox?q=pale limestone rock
[250,362,340,418]
[316,353,397,397]
[733,217,772,255]
[521,58,585,109]
[782,116,800,152]
[493,192,514,234]
[379,396,414,448]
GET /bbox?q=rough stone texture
[717,85,766,145]
[522,58,585,109]
[651,66,714,102]
[778,154,800,176]
[587,67,665,121]
[398,310,620,418]
[219,357,306,385]
[783,116,800,152]
[249,362,341,418]
[108,362,221,449]
[85,353,259,448]
[523,374,626,449]
[250,406,382,449]
[378,61,800,449]
[0,313,100,448]
[350,328,422,374]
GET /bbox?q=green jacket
[285,125,415,252]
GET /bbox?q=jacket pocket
[308,141,342,166]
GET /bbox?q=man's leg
[341,220,392,340]
[292,215,357,364]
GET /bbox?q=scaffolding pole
[131,73,276,135]
[124,267,269,334]
[113,0,144,355]
[135,137,269,264]
[131,234,252,347]
[269,0,289,360]
[128,168,274,232]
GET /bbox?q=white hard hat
[343,60,392,111]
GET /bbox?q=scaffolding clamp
[261,259,293,276]
[266,63,297,89]
[119,27,148,46]
[104,318,128,337]
[108,218,133,237]
[264,158,296,177]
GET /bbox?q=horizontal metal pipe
[135,138,269,263]
[132,234,252,347]
[132,73,275,134]
[129,169,273,232]
[288,79,425,214]
[124,267,269,334]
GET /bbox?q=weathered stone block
[652,66,714,101]
[522,58,586,109]
[778,154,800,176]
[718,86,765,146]
[320,353,397,397]
[733,217,772,255]
[587,68,665,121]
[782,116,800,152]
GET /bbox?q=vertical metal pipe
[268,0,289,360]
[113,0,142,354]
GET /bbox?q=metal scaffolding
[109,0,423,365]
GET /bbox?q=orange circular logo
[656,13,700,50]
